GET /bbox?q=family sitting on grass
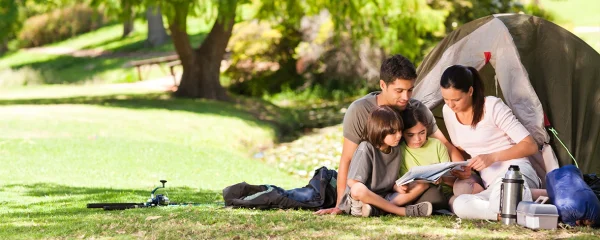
[315,54,547,219]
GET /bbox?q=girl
[338,105,432,217]
[395,106,455,210]
[440,65,542,220]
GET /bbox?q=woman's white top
[443,96,532,187]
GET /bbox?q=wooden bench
[127,55,181,85]
[165,60,181,85]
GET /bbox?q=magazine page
[396,161,470,186]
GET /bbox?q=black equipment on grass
[87,180,195,210]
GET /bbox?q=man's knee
[454,177,483,195]
[350,183,368,200]
[453,179,474,195]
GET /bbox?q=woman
[440,65,542,220]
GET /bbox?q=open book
[395,160,470,186]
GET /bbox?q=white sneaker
[349,197,363,217]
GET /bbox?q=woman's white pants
[452,164,541,220]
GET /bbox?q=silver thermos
[499,165,524,225]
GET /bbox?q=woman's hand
[451,166,472,180]
[468,154,497,171]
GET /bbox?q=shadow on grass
[81,30,208,53]
[10,55,134,84]
[1,183,223,217]
[0,92,350,143]
[80,35,133,51]
[7,31,208,85]
[0,182,225,238]
[96,32,207,53]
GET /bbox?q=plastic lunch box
[516,196,559,230]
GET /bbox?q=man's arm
[335,138,358,205]
[430,129,463,162]
[314,137,358,215]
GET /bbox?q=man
[315,54,466,215]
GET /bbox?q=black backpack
[583,173,600,201]
[223,166,338,210]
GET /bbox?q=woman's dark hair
[363,106,404,148]
[440,65,485,128]
[401,106,430,131]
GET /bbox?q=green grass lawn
[0,88,306,239]
[1,87,599,239]
[540,0,600,52]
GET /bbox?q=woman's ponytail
[467,66,485,128]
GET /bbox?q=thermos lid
[504,165,524,180]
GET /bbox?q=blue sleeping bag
[546,165,600,226]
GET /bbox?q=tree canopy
[1,0,550,100]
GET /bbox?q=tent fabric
[413,14,600,174]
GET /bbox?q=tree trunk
[123,19,134,38]
[122,2,135,38]
[169,1,237,100]
[145,6,169,47]
[0,38,7,54]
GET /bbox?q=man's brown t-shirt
[342,92,438,144]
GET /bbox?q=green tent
[414,14,600,182]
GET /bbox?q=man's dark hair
[363,106,404,148]
[380,54,417,84]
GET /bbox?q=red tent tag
[484,52,491,64]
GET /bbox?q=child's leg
[414,184,450,210]
[390,182,429,206]
[350,182,409,216]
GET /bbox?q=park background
[0,0,599,239]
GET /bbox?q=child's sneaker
[406,202,432,217]
[361,203,384,217]
[361,203,377,217]
[349,197,364,217]
[361,203,372,217]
